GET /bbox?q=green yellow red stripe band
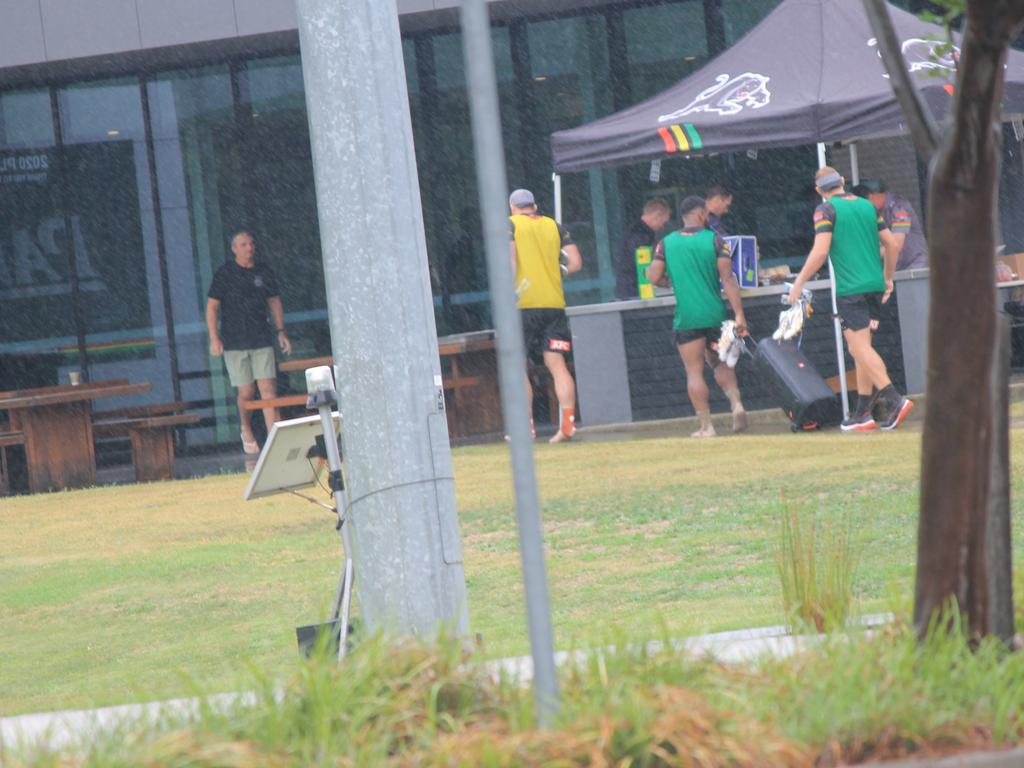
[670,124,690,151]
[683,124,703,150]
[657,123,704,153]
[657,127,677,153]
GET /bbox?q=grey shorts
[224,346,276,387]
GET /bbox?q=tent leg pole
[817,143,850,421]
[829,257,851,420]
[850,142,860,185]
[553,172,562,223]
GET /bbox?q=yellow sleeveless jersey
[510,213,565,309]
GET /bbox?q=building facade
[0,0,1016,448]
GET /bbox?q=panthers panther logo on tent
[658,72,772,123]
[867,37,959,78]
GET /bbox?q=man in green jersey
[787,167,913,432]
[647,196,748,438]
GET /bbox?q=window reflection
[57,79,160,401]
[0,89,68,389]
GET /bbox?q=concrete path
[0,614,881,756]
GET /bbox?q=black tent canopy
[550,0,1024,173]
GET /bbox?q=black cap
[679,195,706,218]
[860,179,887,194]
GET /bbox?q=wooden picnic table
[267,332,502,437]
[0,380,150,493]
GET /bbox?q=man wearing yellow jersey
[508,188,583,443]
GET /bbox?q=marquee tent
[550,0,1024,173]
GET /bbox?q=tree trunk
[913,5,1014,637]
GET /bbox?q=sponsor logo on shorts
[549,339,571,352]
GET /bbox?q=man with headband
[786,167,913,431]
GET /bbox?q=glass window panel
[148,66,239,443]
[242,55,306,112]
[0,88,74,386]
[527,15,618,304]
[623,2,707,100]
[624,3,707,64]
[722,0,780,45]
[0,90,54,148]
[403,38,419,94]
[236,57,325,338]
[57,78,161,394]
[59,80,145,143]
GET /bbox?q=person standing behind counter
[646,195,749,438]
[862,179,929,271]
[614,197,672,300]
[704,184,733,236]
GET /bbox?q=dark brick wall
[623,287,906,422]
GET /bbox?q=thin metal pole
[850,142,861,185]
[553,173,563,223]
[317,403,354,661]
[817,142,851,419]
[460,0,560,727]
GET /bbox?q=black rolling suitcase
[752,337,842,431]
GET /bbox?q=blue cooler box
[724,235,759,288]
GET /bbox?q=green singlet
[823,195,886,297]
[661,228,727,331]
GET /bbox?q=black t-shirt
[614,219,658,300]
[207,260,281,350]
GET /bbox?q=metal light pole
[460,0,561,727]
[294,0,469,639]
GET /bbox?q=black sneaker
[840,410,876,432]
[879,397,914,431]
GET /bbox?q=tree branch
[862,0,941,161]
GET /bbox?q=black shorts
[836,293,883,332]
[520,308,571,364]
[674,326,722,348]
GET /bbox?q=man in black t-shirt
[206,231,292,454]
[614,197,671,300]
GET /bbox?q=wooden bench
[240,377,483,412]
[95,400,194,420]
[93,413,200,483]
[0,429,26,496]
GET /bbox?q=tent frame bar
[818,141,851,421]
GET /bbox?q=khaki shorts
[224,346,276,387]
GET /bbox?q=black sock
[856,394,872,414]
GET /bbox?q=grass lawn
[2,418,1023,717]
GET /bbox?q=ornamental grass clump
[774,501,862,633]
[11,623,1024,767]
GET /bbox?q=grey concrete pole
[986,315,1013,641]
[460,0,560,726]
[294,0,469,639]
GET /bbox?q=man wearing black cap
[646,195,748,438]
[787,167,913,432]
[508,188,583,443]
[862,179,929,272]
